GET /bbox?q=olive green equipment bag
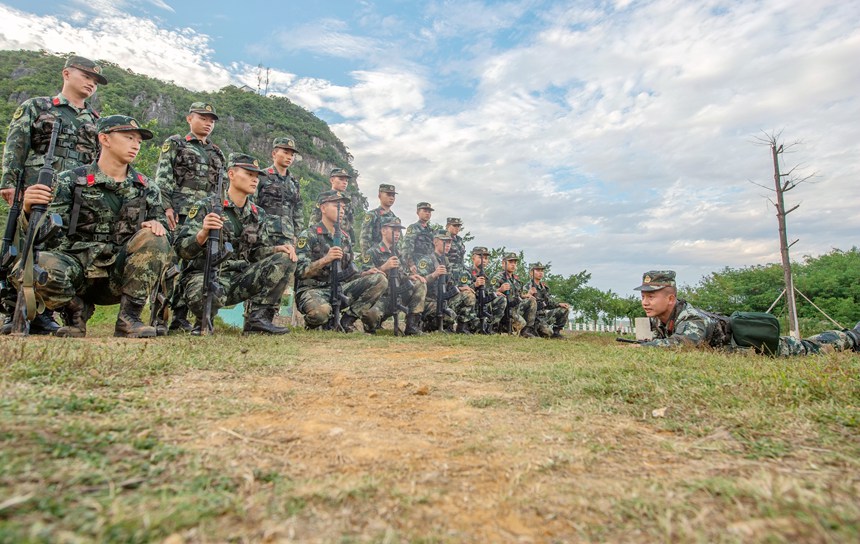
[729,311,781,356]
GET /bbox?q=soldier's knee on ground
[303,303,332,328]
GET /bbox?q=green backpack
[730,311,781,356]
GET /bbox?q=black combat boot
[56,297,92,338]
[846,322,860,352]
[404,313,424,336]
[455,321,472,335]
[169,305,193,333]
[243,306,289,335]
[115,295,157,338]
[520,325,537,338]
[551,327,564,339]
[190,316,213,336]
[153,318,168,337]
[30,309,61,335]
[0,314,11,335]
[339,313,358,333]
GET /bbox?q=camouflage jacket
[645,300,732,348]
[360,206,397,257]
[255,165,302,245]
[361,241,406,274]
[174,195,278,274]
[34,163,163,278]
[155,133,225,217]
[525,280,560,312]
[492,271,526,304]
[445,234,466,273]
[295,222,359,293]
[309,199,356,243]
[417,251,470,299]
[400,221,435,267]
[1,94,99,190]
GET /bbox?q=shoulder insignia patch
[418,260,429,272]
[12,106,24,120]
[362,254,371,264]
[406,226,413,234]
[297,237,307,249]
[460,275,470,284]
[187,205,199,219]
[162,142,172,153]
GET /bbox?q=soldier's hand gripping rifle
[200,170,232,336]
[387,247,409,336]
[10,120,64,336]
[325,202,350,331]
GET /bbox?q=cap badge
[93,66,102,74]
[644,275,652,283]
[253,159,259,167]
[130,119,139,128]
[205,105,213,111]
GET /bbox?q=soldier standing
[361,218,427,335]
[296,190,387,332]
[400,202,436,272]
[13,115,171,338]
[359,183,398,258]
[1,55,106,334]
[154,101,225,332]
[416,233,475,333]
[173,153,295,335]
[492,253,538,338]
[526,262,569,338]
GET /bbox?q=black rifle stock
[615,337,647,344]
[200,170,232,335]
[10,120,63,335]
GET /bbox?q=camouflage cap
[502,252,520,262]
[471,246,490,255]
[634,270,677,292]
[64,55,107,85]
[378,183,397,194]
[273,136,298,151]
[416,201,435,211]
[318,189,351,205]
[529,262,547,270]
[329,168,351,178]
[188,102,219,120]
[96,115,153,140]
[381,217,405,229]
[446,217,463,226]
[433,232,452,241]
[227,153,265,173]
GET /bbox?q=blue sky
[1,0,859,295]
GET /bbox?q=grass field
[1,308,858,543]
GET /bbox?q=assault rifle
[615,337,647,345]
[500,272,516,335]
[200,170,232,335]
[386,246,408,336]
[10,120,64,336]
[434,260,459,332]
[325,202,350,331]
[474,263,492,334]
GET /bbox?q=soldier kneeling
[173,153,297,335]
[14,115,172,338]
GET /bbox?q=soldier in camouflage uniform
[309,168,358,242]
[1,55,106,334]
[400,202,436,272]
[444,217,466,273]
[468,246,507,333]
[12,115,171,338]
[359,183,398,258]
[416,233,475,333]
[155,101,225,332]
[492,253,538,338]
[632,270,860,356]
[526,262,569,338]
[361,218,427,335]
[296,190,387,332]
[173,153,295,335]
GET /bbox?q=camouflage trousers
[501,297,537,333]
[777,330,857,357]
[297,273,387,328]
[467,291,507,332]
[423,289,475,328]
[366,279,427,329]
[10,229,171,308]
[182,253,294,318]
[535,306,570,337]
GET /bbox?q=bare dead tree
[750,130,816,338]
